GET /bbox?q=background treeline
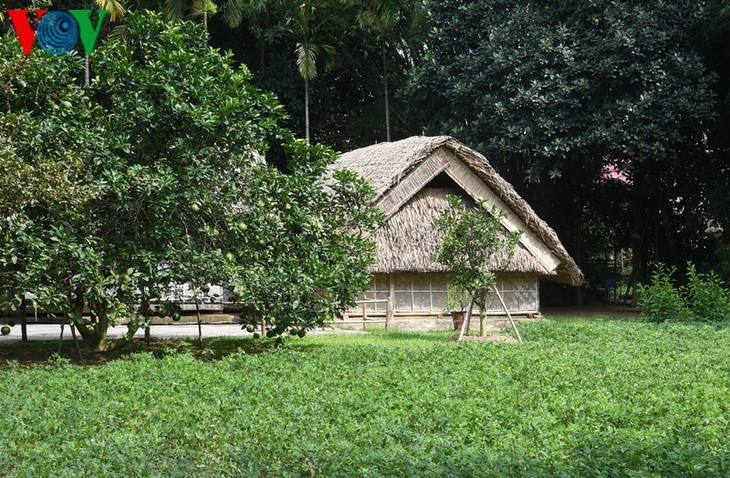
[4,0,730,303]
[205,0,730,305]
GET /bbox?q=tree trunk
[16,292,27,341]
[627,174,651,306]
[304,76,310,142]
[383,49,391,142]
[84,55,90,87]
[73,300,111,351]
[575,194,584,306]
[195,297,203,346]
[478,300,486,337]
[141,288,151,345]
[259,41,266,71]
[76,317,109,351]
[203,8,208,47]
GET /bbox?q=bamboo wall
[353,272,539,315]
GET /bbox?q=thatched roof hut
[331,136,582,316]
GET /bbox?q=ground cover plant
[1,318,728,477]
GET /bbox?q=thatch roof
[375,188,552,275]
[332,136,583,286]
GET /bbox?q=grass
[0,318,729,477]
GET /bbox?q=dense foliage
[8,0,730,297]
[200,0,730,295]
[0,320,728,476]
[407,1,716,175]
[0,12,381,350]
[405,0,724,297]
[639,262,730,322]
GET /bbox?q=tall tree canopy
[405,0,722,294]
[205,0,425,148]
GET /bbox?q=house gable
[376,147,562,275]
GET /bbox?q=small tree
[434,195,520,336]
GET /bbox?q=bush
[639,262,730,323]
[637,264,689,322]
[685,264,730,322]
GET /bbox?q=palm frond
[191,0,218,18]
[295,42,318,80]
[108,22,127,41]
[318,42,335,72]
[164,0,186,22]
[95,0,127,22]
[220,0,244,27]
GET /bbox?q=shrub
[685,263,730,322]
[637,264,689,322]
[639,262,730,323]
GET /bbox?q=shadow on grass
[0,335,272,368]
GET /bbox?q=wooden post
[479,301,486,337]
[195,296,203,347]
[19,294,27,342]
[386,275,395,331]
[70,324,83,359]
[362,301,368,330]
[58,322,65,354]
[143,288,151,345]
[492,284,522,343]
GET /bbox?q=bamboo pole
[58,322,65,354]
[457,299,474,342]
[70,323,83,359]
[492,284,522,343]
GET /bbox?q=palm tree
[84,1,126,86]
[164,0,242,43]
[356,0,422,142]
[288,3,335,142]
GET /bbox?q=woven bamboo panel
[350,272,538,315]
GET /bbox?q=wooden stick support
[457,299,474,342]
[492,284,522,343]
[70,324,83,359]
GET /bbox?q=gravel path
[0,323,364,343]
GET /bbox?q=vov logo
[7,9,107,56]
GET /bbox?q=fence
[338,298,393,330]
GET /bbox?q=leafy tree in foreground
[0,11,380,350]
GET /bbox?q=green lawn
[1,319,729,477]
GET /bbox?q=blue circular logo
[36,11,79,56]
